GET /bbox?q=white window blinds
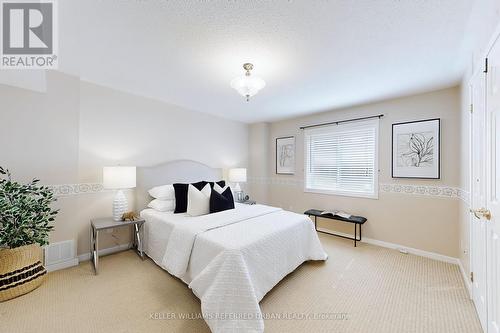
[304,118,379,198]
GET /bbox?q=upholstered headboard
[135,160,222,211]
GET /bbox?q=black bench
[304,209,367,247]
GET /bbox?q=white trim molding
[458,259,472,298]
[44,243,134,273]
[316,228,472,298]
[363,234,472,295]
[77,242,132,262]
[45,258,79,272]
[317,227,460,264]
[315,227,473,298]
[361,236,459,264]
[45,242,132,272]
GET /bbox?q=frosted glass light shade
[230,75,266,99]
[229,168,247,183]
[103,166,136,189]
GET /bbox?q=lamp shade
[103,166,136,189]
[228,168,247,183]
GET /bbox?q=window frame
[303,118,379,199]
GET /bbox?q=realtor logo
[1,0,58,69]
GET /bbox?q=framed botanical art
[276,136,295,174]
[392,118,440,179]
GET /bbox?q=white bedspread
[162,204,280,276]
[142,204,328,333]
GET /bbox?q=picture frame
[276,136,295,174]
[392,118,440,179]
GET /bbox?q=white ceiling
[55,0,478,123]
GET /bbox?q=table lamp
[229,168,247,201]
[103,166,136,221]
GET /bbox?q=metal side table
[90,217,145,275]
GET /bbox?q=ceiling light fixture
[230,63,266,101]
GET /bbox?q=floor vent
[44,240,78,272]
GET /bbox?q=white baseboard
[361,233,473,299]
[44,243,133,272]
[50,232,470,290]
[317,227,459,264]
[363,237,459,264]
[77,243,132,262]
[458,260,472,299]
[45,258,79,272]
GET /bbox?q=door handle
[470,208,492,220]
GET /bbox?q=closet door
[470,62,488,331]
[487,36,500,333]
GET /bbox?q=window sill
[303,187,379,200]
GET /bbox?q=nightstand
[90,217,145,275]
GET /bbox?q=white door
[487,37,500,333]
[471,66,488,331]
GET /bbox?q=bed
[136,160,328,333]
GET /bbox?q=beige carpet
[0,234,481,333]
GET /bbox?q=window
[304,118,379,198]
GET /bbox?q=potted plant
[0,166,58,302]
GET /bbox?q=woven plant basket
[0,244,46,302]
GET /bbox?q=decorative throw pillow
[148,184,175,200]
[213,182,230,194]
[192,181,209,189]
[209,186,235,213]
[147,199,175,212]
[173,181,208,213]
[208,180,226,188]
[187,183,212,216]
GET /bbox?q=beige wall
[458,82,472,276]
[0,71,249,255]
[0,71,81,255]
[78,81,248,181]
[249,87,461,258]
[0,75,482,262]
[248,122,270,203]
[3,2,499,264]
[0,71,80,185]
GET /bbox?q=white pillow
[187,183,211,216]
[147,199,175,212]
[213,183,230,194]
[148,184,175,200]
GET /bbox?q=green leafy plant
[0,166,58,249]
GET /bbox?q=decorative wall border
[248,177,470,202]
[457,188,470,205]
[48,183,104,197]
[379,183,468,201]
[48,180,471,203]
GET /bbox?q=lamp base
[232,183,245,201]
[112,190,128,221]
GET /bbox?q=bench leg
[308,215,318,231]
[309,213,364,248]
[354,224,357,247]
